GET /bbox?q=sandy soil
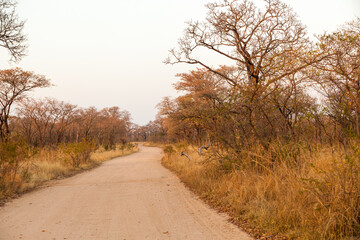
[0,145,251,240]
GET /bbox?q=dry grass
[143,141,165,147]
[0,143,139,202]
[162,142,360,239]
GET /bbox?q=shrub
[118,143,126,154]
[125,142,136,150]
[60,139,96,168]
[163,145,175,159]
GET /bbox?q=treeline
[14,99,131,148]
[144,1,360,151]
[0,69,132,149]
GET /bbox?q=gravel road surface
[0,145,251,240]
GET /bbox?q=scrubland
[161,142,360,239]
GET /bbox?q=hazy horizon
[0,0,359,125]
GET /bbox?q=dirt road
[0,145,251,240]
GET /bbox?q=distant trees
[97,107,131,147]
[0,68,133,148]
[14,99,132,148]
[0,0,27,61]
[130,118,166,142]
[78,107,99,141]
[0,68,50,141]
[16,98,77,147]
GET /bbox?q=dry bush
[163,145,175,160]
[162,142,360,239]
[59,139,97,168]
[0,139,31,198]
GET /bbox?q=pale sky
[0,0,359,125]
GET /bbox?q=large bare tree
[166,0,314,90]
[0,0,27,61]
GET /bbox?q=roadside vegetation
[137,0,360,239]
[160,143,359,239]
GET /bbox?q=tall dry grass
[162,142,360,239]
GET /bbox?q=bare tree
[0,0,27,61]
[17,98,53,147]
[48,99,78,144]
[0,68,50,141]
[77,107,99,141]
[165,0,327,148]
[166,0,314,90]
[313,18,360,138]
[17,98,78,146]
[99,107,131,146]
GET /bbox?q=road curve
[0,145,251,240]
